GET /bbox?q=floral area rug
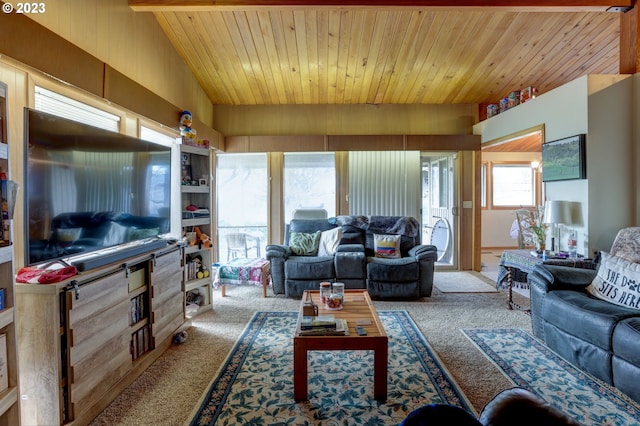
[463,328,640,426]
[188,311,472,425]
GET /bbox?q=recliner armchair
[266,215,437,299]
[363,216,437,299]
[266,218,366,298]
[528,227,640,403]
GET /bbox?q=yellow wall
[25,1,480,138]
[26,0,213,128]
[214,103,478,136]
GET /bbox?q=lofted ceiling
[129,1,627,107]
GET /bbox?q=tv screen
[25,108,172,266]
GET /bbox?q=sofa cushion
[586,251,640,310]
[373,234,401,258]
[285,256,335,280]
[609,227,640,263]
[317,227,342,256]
[367,257,418,281]
[289,231,321,256]
[543,290,639,350]
[102,222,129,246]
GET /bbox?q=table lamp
[566,201,584,258]
[542,200,571,253]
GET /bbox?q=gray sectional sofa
[266,215,437,299]
[528,227,640,404]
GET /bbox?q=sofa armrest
[335,243,365,253]
[528,264,597,340]
[265,244,289,295]
[409,244,438,261]
[265,244,290,259]
[528,264,597,293]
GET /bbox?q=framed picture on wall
[541,134,586,182]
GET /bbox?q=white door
[421,153,458,269]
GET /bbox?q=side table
[497,250,596,312]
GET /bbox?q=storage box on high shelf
[483,86,539,120]
[180,143,213,317]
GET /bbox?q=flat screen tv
[25,108,172,267]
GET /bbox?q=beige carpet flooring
[90,277,532,426]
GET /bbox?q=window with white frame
[34,86,120,131]
[491,162,536,207]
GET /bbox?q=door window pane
[216,153,267,260]
[284,153,336,223]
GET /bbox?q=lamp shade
[542,200,572,225]
[567,201,584,227]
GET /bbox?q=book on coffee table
[300,315,337,330]
[299,318,348,336]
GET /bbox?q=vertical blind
[348,151,421,218]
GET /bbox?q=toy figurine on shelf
[194,226,212,249]
[179,110,197,145]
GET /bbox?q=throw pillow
[586,251,640,310]
[317,227,343,256]
[374,233,401,259]
[289,231,322,256]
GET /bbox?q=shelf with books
[180,144,213,317]
[0,308,13,331]
[0,81,18,425]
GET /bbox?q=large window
[491,162,536,207]
[216,153,268,260]
[283,153,336,223]
[35,86,120,131]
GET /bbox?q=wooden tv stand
[16,243,186,426]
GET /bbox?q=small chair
[515,208,534,249]
[292,208,328,220]
[430,217,451,262]
[225,233,258,261]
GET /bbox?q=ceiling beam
[129,0,633,12]
[620,3,640,73]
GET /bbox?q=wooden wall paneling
[0,10,104,99]
[252,135,326,152]
[210,151,220,262]
[104,66,181,131]
[268,152,284,244]
[223,134,481,152]
[406,134,481,151]
[328,135,404,151]
[620,4,639,74]
[1,12,222,146]
[335,151,349,215]
[457,150,480,271]
[105,66,224,148]
[224,136,250,152]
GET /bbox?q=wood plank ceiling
[130,1,625,107]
